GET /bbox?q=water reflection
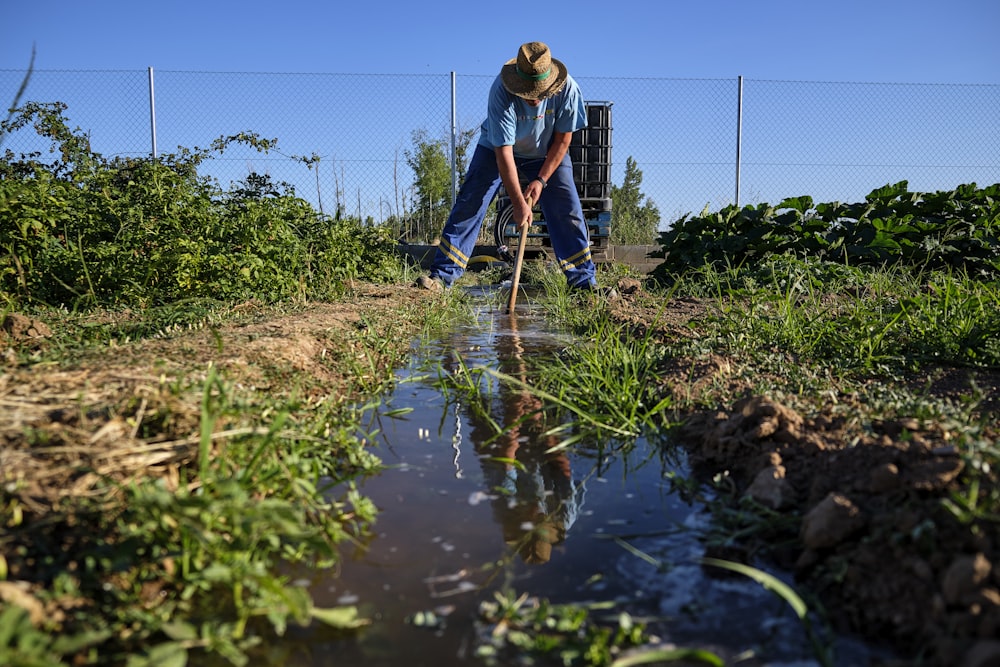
[269,298,887,667]
[468,314,585,565]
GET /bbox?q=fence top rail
[2,69,996,225]
[3,68,995,86]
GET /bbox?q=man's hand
[523,179,544,207]
[514,195,533,229]
[494,146,536,229]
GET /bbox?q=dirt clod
[800,492,866,550]
[944,554,994,606]
[2,313,52,345]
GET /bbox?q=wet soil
[2,281,999,666]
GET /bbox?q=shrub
[652,181,1000,283]
[0,102,403,310]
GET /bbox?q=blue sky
[4,0,998,83]
[3,0,998,221]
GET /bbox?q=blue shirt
[478,73,587,159]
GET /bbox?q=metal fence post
[450,71,458,207]
[735,75,743,207]
[148,66,157,159]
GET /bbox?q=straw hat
[500,42,568,101]
[510,519,561,565]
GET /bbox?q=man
[416,42,599,293]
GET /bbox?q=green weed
[476,589,671,667]
[530,315,676,450]
[0,103,404,310]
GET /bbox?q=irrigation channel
[278,287,888,667]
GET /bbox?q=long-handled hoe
[505,196,532,315]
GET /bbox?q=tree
[404,129,450,226]
[610,156,661,245]
[403,126,477,242]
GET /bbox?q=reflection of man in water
[470,318,584,565]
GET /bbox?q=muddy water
[283,292,883,667]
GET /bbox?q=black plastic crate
[569,101,613,203]
[572,104,612,151]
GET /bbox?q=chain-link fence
[3,68,998,237]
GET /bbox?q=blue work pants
[429,145,596,289]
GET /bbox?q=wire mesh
[2,69,998,232]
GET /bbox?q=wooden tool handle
[506,197,532,314]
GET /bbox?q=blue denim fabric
[429,144,596,289]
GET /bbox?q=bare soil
[2,282,999,666]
